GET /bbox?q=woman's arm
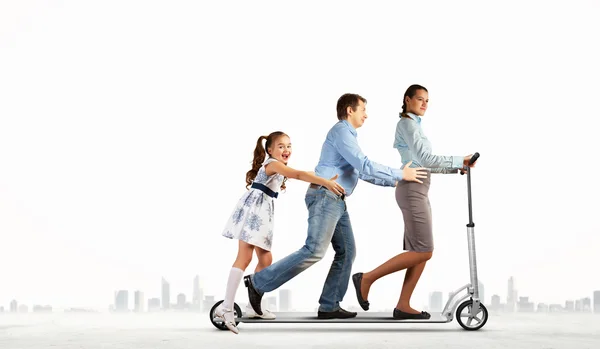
[396,118,463,169]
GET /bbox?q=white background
[1,0,599,311]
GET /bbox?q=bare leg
[360,251,432,302]
[396,261,428,313]
[232,240,255,270]
[254,246,273,273]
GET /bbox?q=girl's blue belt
[251,182,278,198]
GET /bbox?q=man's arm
[358,172,396,186]
[333,127,402,185]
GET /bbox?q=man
[244,93,427,319]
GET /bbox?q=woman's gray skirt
[395,172,433,252]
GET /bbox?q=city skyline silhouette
[3,275,599,315]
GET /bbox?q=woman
[351,84,476,319]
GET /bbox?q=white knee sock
[222,267,244,310]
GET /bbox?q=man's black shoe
[243,275,263,316]
[317,307,357,319]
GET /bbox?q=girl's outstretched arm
[265,161,345,195]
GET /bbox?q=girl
[352,85,476,320]
[214,131,345,334]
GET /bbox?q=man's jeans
[251,186,356,312]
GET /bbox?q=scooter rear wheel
[209,300,243,330]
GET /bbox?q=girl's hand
[325,174,345,196]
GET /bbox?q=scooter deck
[234,312,451,323]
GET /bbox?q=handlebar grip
[460,152,480,175]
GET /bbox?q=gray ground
[1,312,599,349]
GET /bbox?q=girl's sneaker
[245,303,276,319]
[214,304,239,334]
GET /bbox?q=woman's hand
[463,154,477,168]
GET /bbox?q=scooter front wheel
[209,300,243,330]
[456,299,488,331]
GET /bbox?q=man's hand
[402,161,428,184]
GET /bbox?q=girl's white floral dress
[222,157,284,251]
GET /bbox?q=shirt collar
[405,112,422,124]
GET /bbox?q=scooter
[210,152,487,331]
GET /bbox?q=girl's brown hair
[245,131,288,190]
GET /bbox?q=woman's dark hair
[400,84,428,118]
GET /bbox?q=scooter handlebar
[460,152,479,175]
